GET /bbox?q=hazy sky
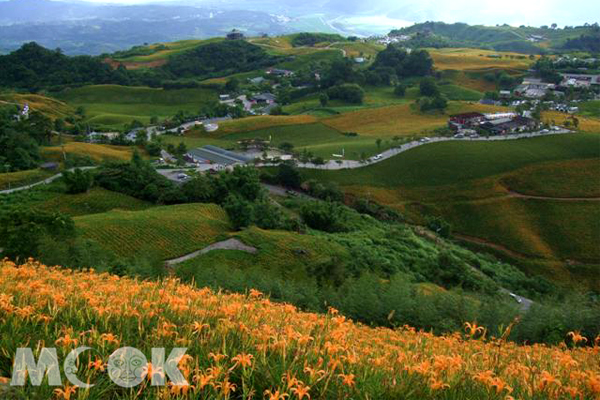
[67,0,599,27]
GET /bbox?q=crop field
[41,142,135,163]
[215,115,317,135]
[321,102,508,137]
[0,93,73,119]
[55,85,217,129]
[543,111,600,133]
[178,226,351,282]
[303,133,600,288]
[501,158,600,198]
[4,260,599,399]
[36,187,152,217]
[0,169,54,190]
[75,203,231,259]
[428,48,535,71]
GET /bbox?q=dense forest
[291,32,345,47]
[563,32,600,52]
[0,40,281,90]
[0,42,129,91]
[164,40,280,79]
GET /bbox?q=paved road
[257,129,573,170]
[500,289,534,312]
[0,166,97,195]
[165,238,257,266]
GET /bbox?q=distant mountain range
[0,0,598,55]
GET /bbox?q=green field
[500,158,600,198]
[55,85,217,129]
[305,133,600,187]
[75,203,231,259]
[303,133,600,289]
[165,122,392,160]
[579,100,600,118]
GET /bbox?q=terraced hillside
[75,203,231,259]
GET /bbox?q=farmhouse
[251,93,276,104]
[514,78,556,98]
[266,68,294,77]
[448,112,537,134]
[448,112,485,130]
[249,77,266,85]
[480,116,537,135]
[226,29,245,40]
[560,73,600,88]
[185,145,252,166]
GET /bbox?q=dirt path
[454,233,531,260]
[165,238,257,267]
[506,190,600,202]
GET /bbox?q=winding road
[257,129,574,170]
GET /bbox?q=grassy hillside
[0,92,73,119]
[303,133,600,289]
[1,260,599,399]
[110,38,223,65]
[55,85,217,129]
[75,203,231,259]
[321,102,508,138]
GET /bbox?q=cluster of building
[560,73,600,88]
[448,112,538,135]
[219,92,277,115]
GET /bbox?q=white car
[373,154,383,160]
[541,129,549,133]
[454,133,465,138]
[419,137,431,143]
[508,293,523,304]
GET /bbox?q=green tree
[419,77,439,97]
[394,84,406,97]
[0,208,75,260]
[319,93,329,107]
[276,162,302,188]
[62,168,94,194]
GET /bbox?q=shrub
[62,168,94,194]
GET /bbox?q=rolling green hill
[56,84,217,128]
[391,22,600,53]
[303,133,600,289]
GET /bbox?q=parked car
[419,137,431,143]
[508,293,523,304]
[454,133,465,138]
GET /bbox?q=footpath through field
[0,167,97,195]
